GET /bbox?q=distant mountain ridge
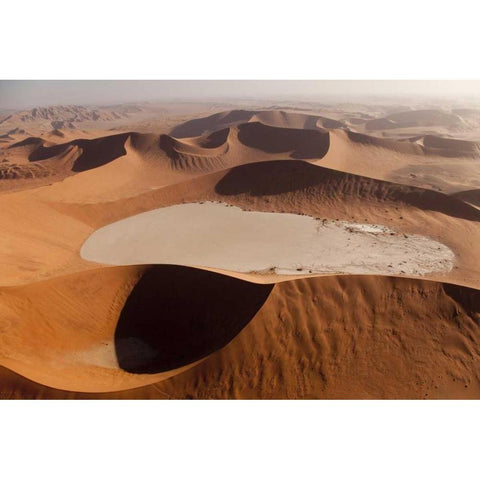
[0,104,144,129]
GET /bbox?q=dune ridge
[3,109,478,198]
[1,268,480,398]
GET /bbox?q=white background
[2,1,480,479]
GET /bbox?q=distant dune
[365,109,465,131]
[169,109,344,137]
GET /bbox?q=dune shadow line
[215,160,480,222]
[114,265,273,374]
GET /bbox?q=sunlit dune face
[81,202,455,277]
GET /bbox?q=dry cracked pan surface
[1,103,480,399]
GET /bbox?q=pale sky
[1,80,480,110]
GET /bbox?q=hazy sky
[1,80,480,110]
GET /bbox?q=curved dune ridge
[346,130,480,158]
[453,189,480,208]
[2,107,480,397]
[169,109,343,138]
[0,264,272,391]
[3,120,331,185]
[213,160,480,221]
[365,109,465,131]
[2,108,478,194]
[1,270,480,397]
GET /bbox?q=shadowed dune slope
[347,130,480,158]
[169,109,342,138]
[7,122,330,176]
[215,160,480,222]
[1,274,480,399]
[155,275,480,399]
[422,135,480,155]
[0,264,272,391]
[347,131,426,155]
[21,133,130,170]
[169,109,255,137]
[236,123,329,158]
[115,265,273,374]
[453,189,480,208]
[365,109,464,131]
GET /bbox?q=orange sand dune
[320,129,480,194]
[2,122,332,200]
[421,135,480,155]
[0,265,273,392]
[365,109,465,131]
[3,109,479,197]
[156,274,480,399]
[1,273,479,399]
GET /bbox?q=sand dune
[453,189,480,208]
[2,105,480,398]
[214,160,480,221]
[1,273,480,399]
[169,109,343,137]
[3,109,479,197]
[1,122,332,200]
[421,135,480,155]
[0,264,274,391]
[6,122,329,176]
[156,274,480,399]
[365,109,465,131]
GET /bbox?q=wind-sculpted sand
[81,202,455,277]
[1,105,480,398]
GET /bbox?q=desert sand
[1,101,480,398]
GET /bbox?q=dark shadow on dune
[216,160,329,196]
[70,133,130,171]
[453,189,480,207]
[193,128,230,148]
[317,116,344,129]
[8,137,45,150]
[25,132,130,171]
[442,283,480,321]
[365,109,463,131]
[170,110,254,138]
[114,265,273,374]
[215,160,480,222]
[29,143,72,161]
[158,135,178,159]
[158,129,230,160]
[422,135,480,156]
[237,122,330,159]
[347,131,425,155]
[347,131,478,158]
